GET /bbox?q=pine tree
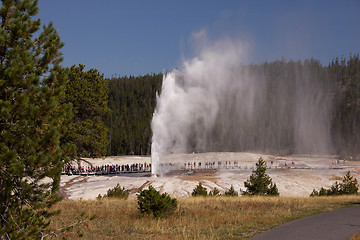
[243,157,279,196]
[340,171,358,195]
[209,187,220,196]
[62,64,110,162]
[191,182,208,197]
[224,185,238,196]
[0,0,69,238]
[310,171,358,196]
[137,185,177,218]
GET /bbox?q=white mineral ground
[58,152,360,200]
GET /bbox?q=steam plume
[151,35,333,176]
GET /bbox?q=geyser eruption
[151,36,333,176]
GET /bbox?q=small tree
[311,187,328,196]
[192,183,208,197]
[310,171,358,196]
[310,189,319,197]
[209,187,221,196]
[328,182,341,196]
[224,185,238,196]
[340,171,358,194]
[137,186,177,218]
[319,187,328,196]
[242,157,279,196]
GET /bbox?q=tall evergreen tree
[0,0,70,238]
[62,64,110,161]
[243,157,279,196]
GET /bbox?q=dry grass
[350,233,360,240]
[329,175,343,181]
[48,196,360,239]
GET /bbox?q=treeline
[193,58,334,154]
[330,55,360,158]
[106,74,162,155]
[105,55,359,158]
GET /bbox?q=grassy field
[49,196,360,239]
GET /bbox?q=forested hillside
[106,74,162,155]
[330,55,360,158]
[106,55,359,158]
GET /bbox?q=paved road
[249,205,360,240]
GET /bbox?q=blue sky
[38,1,360,78]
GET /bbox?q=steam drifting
[151,36,333,176]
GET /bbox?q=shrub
[137,185,177,218]
[310,171,358,196]
[242,157,279,196]
[328,182,341,196]
[224,185,239,196]
[341,171,358,194]
[192,183,208,197]
[99,184,129,199]
[319,187,328,196]
[310,189,319,197]
[209,187,221,196]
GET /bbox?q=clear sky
[37,0,360,78]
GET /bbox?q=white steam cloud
[151,33,332,176]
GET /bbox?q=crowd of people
[62,158,335,175]
[183,160,241,170]
[62,162,151,175]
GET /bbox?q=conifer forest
[106,56,360,158]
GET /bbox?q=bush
[224,185,239,196]
[192,183,208,197]
[311,187,328,196]
[310,171,358,196]
[319,187,328,196]
[242,157,279,196]
[209,187,221,196]
[341,171,358,194]
[98,184,129,199]
[137,185,177,218]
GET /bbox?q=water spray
[151,35,333,176]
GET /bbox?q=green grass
[49,195,360,239]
